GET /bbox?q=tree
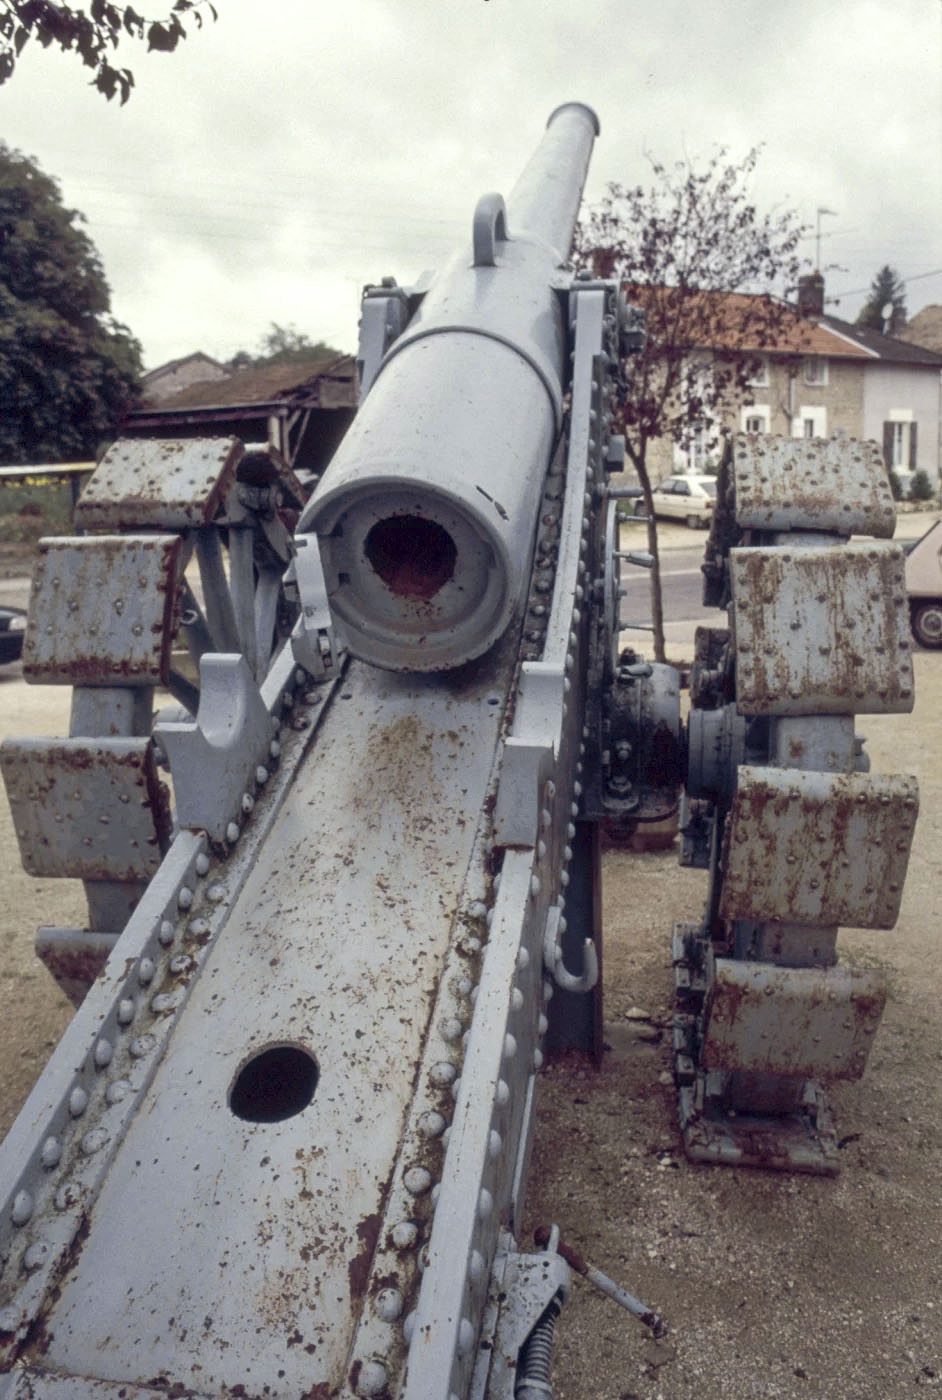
[0,0,216,103]
[856,265,907,336]
[228,323,344,372]
[576,148,807,661]
[0,142,142,464]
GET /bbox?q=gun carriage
[0,105,918,1398]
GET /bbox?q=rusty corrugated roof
[137,356,356,412]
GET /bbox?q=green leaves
[0,143,142,463]
[0,0,217,102]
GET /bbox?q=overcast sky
[2,0,940,370]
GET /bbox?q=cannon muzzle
[300,103,599,671]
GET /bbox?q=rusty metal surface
[33,655,510,1397]
[719,764,918,929]
[730,543,914,715]
[730,433,896,537]
[0,737,171,881]
[703,957,887,1080]
[23,536,183,687]
[74,438,242,530]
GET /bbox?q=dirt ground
[0,523,940,1398]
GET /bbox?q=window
[793,405,827,439]
[802,356,828,386]
[883,416,917,470]
[740,405,770,435]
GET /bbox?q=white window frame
[793,405,827,440]
[802,356,828,386]
[740,405,770,435]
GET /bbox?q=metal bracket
[155,654,276,842]
[479,1232,570,1400]
[472,192,509,267]
[357,280,412,397]
[289,534,341,681]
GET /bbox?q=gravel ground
[0,518,940,1398]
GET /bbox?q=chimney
[797,272,825,318]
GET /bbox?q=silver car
[641,474,717,528]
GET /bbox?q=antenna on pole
[815,207,837,269]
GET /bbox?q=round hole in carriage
[229,1043,319,1123]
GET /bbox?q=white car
[639,474,717,528]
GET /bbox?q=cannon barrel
[299,102,599,671]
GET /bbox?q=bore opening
[365,515,457,600]
[229,1044,319,1123]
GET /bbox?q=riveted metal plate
[719,765,918,928]
[730,434,896,537]
[23,535,183,686]
[730,543,914,715]
[703,958,886,1080]
[0,737,171,880]
[75,437,242,529]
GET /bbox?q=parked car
[904,520,942,648]
[635,474,717,528]
[0,607,26,664]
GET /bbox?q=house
[125,356,358,485]
[648,277,942,485]
[140,352,231,403]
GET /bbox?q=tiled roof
[137,356,355,412]
[623,286,942,362]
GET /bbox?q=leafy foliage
[577,147,807,659]
[910,469,934,502]
[228,323,344,372]
[856,265,907,336]
[0,142,142,464]
[0,0,216,103]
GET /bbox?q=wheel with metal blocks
[910,600,942,649]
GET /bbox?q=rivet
[94,1039,113,1068]
[403,1310,416,1343]
[195,853,210,877]
[404,1166,432,1196]
[511,988,524,1011]
[0,1305,20,1332]
[255,766,269,785]
[503,1034,517,1060]
[40,1137,61,1169]
[269,739,281,759]
[23,1240,51,1273]
[517,947,530,970]
[11,1191,33,1226]
[241,793,254,814]
[81,1128,109,1156]
[391,1221,418,1249]
[106,1079,131,1105]
[530,876,541,897]
[137,958,155,986]
[496,1079,510,1104]
[538,1013,548,1035]
[129,1034,156,1059]
[177,887,193,911]
[457,1318,475,1356]
[441,1017,462,1043]
[488,1130,502,1159]
[375,1288,403,1322]
[69,1087,89,1117]
[117,998,136,1025]
[469,1249,485,1281]
[418,1111,446,1139]
[158,921,175,947]
[430,1061,456,1087]
[354,1359,388,1396]
[53,1181,80,1212]
[534,1048,544,1070]
[478,1189,494,1219]
[187,919,209,938]
[207,884,225,904]
[226,822,240,843]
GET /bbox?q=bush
[887,469,904,501]
[910,469,936,503]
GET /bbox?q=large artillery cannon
[0,106,918,1399]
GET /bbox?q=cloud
[2,0,939,365]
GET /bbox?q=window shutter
[882,421,893,468]
[909,422,918,469]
